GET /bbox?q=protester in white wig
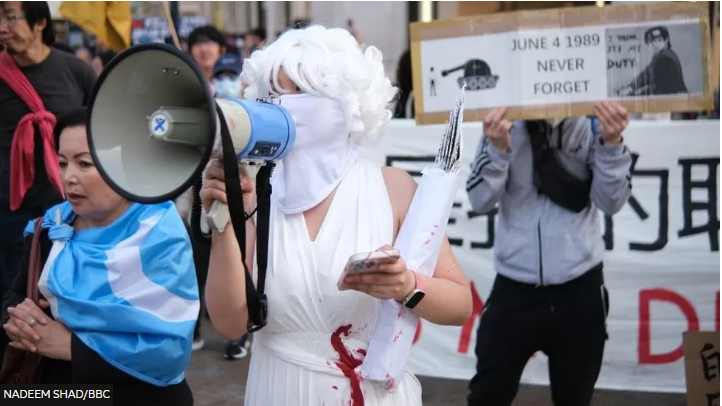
[202,25,473,405]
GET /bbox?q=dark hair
[250,27,267,42]
[1,1,55,45]
[292,19,311,29]
[187,25,225,51]
[95,49,117,68]
[53,108,87,153]
[644,26,670,48]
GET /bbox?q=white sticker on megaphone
[149,112,170,138]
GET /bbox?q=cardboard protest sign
[683,331,720,406]
[410,2,714,124]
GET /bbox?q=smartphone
[337,249,400,290]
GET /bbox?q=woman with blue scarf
[1,109,199,405]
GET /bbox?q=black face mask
[526,120,592,213]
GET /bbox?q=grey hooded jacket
[466,117,633,286]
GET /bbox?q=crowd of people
[0,1,715,406]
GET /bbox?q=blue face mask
[214,77,242,98]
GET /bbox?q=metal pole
[170,1,180,34]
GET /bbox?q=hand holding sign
[593,101,629,146]
[483,107,512,152]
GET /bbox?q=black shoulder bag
[526,120,593,213]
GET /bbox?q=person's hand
[201,157,256,215]
[483,107,513,152]
[3,297,48,349]
[4,299,72,360]
[593,102,629,146]
[339,245,416,301]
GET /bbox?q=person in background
[213,53,243,100]
[241,27,265,59]
[187,25,226,85]
[347,19,363,44]
[1,109,197,404]
[90,45,117,75]
[210,52,253,360]
[292,19,311,29]
[394,49,414,118]
[0,0,96,354]
[74,46,92,64]
[466,103,632,406]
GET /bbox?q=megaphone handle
[207,201,230,233]
[206,162,261,233]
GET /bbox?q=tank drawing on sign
[441,59,499,91]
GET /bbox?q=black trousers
[186,224,210,339]
[468,264,609,406]
[0,241,25,355]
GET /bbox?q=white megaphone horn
[86,43,296,232]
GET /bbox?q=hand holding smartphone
[337,249,400,290]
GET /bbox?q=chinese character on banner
[678,158,721,252]
[603,152,670,251]
[700,342,720,381]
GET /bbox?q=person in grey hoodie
[466,102,632,406]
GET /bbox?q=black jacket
[631,48,688,95]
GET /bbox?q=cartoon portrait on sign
[606,22,704,98]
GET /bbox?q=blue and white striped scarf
[25,201,199,386]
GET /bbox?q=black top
[0,230,194,406]
[631,48,688,96]
[0,49,96,244]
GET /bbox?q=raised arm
[466,108,513,214]
[588,102,633,215]
[206,222,255,339]
[201,159,256,339]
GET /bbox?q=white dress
[244,159,423,406]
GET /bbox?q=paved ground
[186,322,686,406]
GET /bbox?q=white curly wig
[240,25,398,145]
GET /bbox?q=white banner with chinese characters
[360,119,720,393]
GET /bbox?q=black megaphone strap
[214,103,269,331]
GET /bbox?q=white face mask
[214,77,242,98]
[273,93,359,214]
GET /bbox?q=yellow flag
[59,1,131,53]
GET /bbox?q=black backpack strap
[215,103,269,332]
[556,119,566,150]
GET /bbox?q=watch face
[405,291,426,309]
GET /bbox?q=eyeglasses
[0,13,25,26]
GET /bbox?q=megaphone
[86,43,295,232]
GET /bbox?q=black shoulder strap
[255,163,274,298]
[215,104,270,332]
[556,119,567,150]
